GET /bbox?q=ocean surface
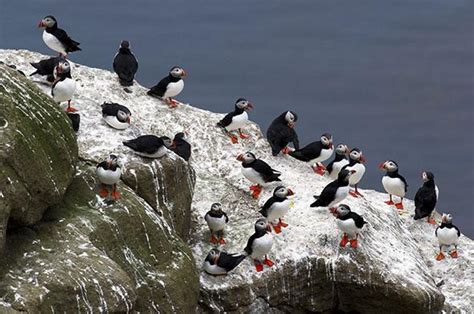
[1,0,473,237]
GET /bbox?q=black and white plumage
[266,111,300,156]
[414,171,438,224]
[326,144,350,180]
[38,16,81,56]
[113,40,138,87]
[203,249,246,276]
[310,169,355,209]
[333,204,366,248]
[259,186,294,233]
[244,218,274,272]
[217,98,253,143]
[147,66,187,108]
[51,60,77,112]
[435,214,461,260]
[96,154,121,200]
[204,203,229,245]
[171,132,191,161]
[123,135,172,158]
[341,148,366,197]
[380,160,408,210]
[289,133,334,175]
[101,102,132,130]
[237,152,281,199]
[30,56,62,82]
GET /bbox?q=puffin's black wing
[51,28,81,52]
[217,252,246,272]
[289,141,323,162]
[101,103,131,117]
[310,181,338,207]
[223,212,229,223]
[435,226,440,237]
[414,185,437,219]
[217,112,234,128]
[30,57,60,76]
[453,225,461,237]
[349,212,366,228]
[396,174,409,192]
[259,197,276,217]
[113,53,138,86]
[244,234,258,255]
[253,160,281,182]
[172,140,191,161]
[67,112,80,132]
[147,76,171,97]
[326,159,336,174]
[123,135,163,154]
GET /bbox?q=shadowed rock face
[0,65,78,253]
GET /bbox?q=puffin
[341,148,366,197]
[380,160,408,210]
[203,249,246,276]
[67,112,80,132]
[332,204,367,248]
[101,102,132,130]
[435,213,461,261]
[113,40,139,87]
[123,135,172,158]
[259,186,295,234]
[38,15,81,56]
[310,169,355,210]
[289,133,334,175]
[51,60,77,112]
[244,218,274,272]
[326,144,350,180]
[147,66,187,108]
[236,152,281,198]
[96,154,121,200]
[171,132,191,161]
[414,171,438,224]
[266,111,300,156]
[204,203,229,245]
[216,98,254,144]
[30,56,61,82]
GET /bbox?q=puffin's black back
[217,252,246,271]
[45,21,81,53]
[101,102,131,116]
[266,112,299,156]
[30,56,61,76]
[414,180,437,220]
[148,74,181,97]
[67,112,80,132]
[113,48,138,86]
[338,212,366,228]
[289,141,324,162]
[123,135,163,154]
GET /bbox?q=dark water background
[1,0,473,237]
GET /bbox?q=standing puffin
[123,135,172,158]
[289,133,334,175]
[332,204,367,248]
[203,249,246,276]
[435,214,461,260]
[217,98,254,144]
[326,144,350,180]
[237,152,281,198]
[171,132,191,161]
[380,160,408,210]
[38,15,81,56]
[310,169,355,210]
[101,102,132,130]
[259,186,295,234]
[51,60,77,112]
[244,218,274,272]
[341,148,366,197]
[147,66,187,108]
[30,56,61,82]
[113,40,139,87]
[414,171,438,224]
[204,203,229,245]
[266,111,300,156]
[96,154,121,200]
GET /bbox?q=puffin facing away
[380,160,408,210]
[259,186,295,233]
[38,15,81,56]
[266,111,300,156]
[341,148,366,197]
[332,204,366,248]
[147,66,187,108]
[204,203,229,245]
[435,214,461,261]
[244,218,274,272]
[30,56,62,82]
[203,249,246,276]
[101,102,131,130]
[113,40,139,87]
[326,144,349,180]
[123,135,172,158]
[217,98,254,143]
[237,152,281,199]
[310,169,355,210]
[51,60,77,112]
[171,132,191,161]
[289,133,334,175]
[414,171,438,224]
[96,154,121,200]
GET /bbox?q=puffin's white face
[161,136,172,148]
[381,160,398,172]
[336,204,350,217]
[207,249,220,263]
[117,110,131,123]
[350,150,364,162]
[339,169,355,182]
[210,203,222,213]
[236,99,253,110]
[170,66,187,78]
[441,213,453,224]
[56,60,71,74]
[106,154,119,167]
[255,219,271,233]
[274,186,294,198]
[320,134,333,148]
[39,16,56,28]
[285,111,296,127]
[237,152,256,164]
[421,171,434,182]
[335,144,349,155]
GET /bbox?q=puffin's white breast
[52,78,76,103]
[43,30,66,55]
[133,146,169,159]
[251,233,273,259]
[311,147,334,163]
[205,215,226,232]
[329,159,349,180]
[329,185,350,207]
[241,167,266,185]
[203,261,227,275]
[336,218,360,237]
[163,79,184,98]
[103,115,130,130]
[266,199,291,222]
[382,176,406,197]
[96,167,122,185]
[226,111,249,131]
[437,228,459,246]
[345,163,365,186]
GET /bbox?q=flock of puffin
[26,15,462,276]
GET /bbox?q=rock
[0,64,78,253]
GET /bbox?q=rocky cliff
[0,49,472,313]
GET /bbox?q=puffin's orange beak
[246,103,254,110]
[127,116,131,124]
[379,161,386,169]
[38,20,44,28]
[181,70,187,77]
[359,154,366,163]
[287,188,295,196]
[236,154,244,161]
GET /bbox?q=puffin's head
[334,204,351,218]
[441,213,453,224]
[106,154,119,167]
[120,40,130,49]
[273,186,294,199]
[56,60,71,74]
[284,111,297,128]
[335,144,349,156]
[338,169,355,183]
[255,218,271,233]
[160,136,173,149]
[117,109,131,124]
[38,15,57,28]
[235,98,253,111]
[205,248,221,265]
[170,66,187,78]
[349,148,365,163]
[379,160,398,172]
[320,133,333,149]
[237,151,256,164]
[210,203,223,214]
[422,171,434,182]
